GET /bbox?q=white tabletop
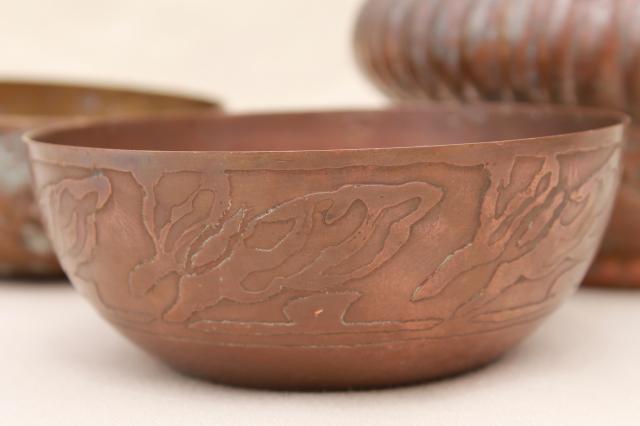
[1,281,638,426]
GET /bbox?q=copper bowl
[25,105,626,389]
[0,81,220,277]
[585,125,640,287]
[354,0,640,288]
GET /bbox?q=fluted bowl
[354,0,640,288]
[25,105,626,389]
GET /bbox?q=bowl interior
[0,81,216,119]
[33,106,624,152]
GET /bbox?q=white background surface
[0,1,639,425]
[1,282,639,425]
[0,0,383,111]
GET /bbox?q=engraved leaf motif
[163,181,444,322]
[39,174,112,266]
[411,146,619,322]
[128,170,230,297]
[34,141,621,346]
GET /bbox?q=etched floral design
[413,146,619,321]
[30,140,622,346]
[38,173,112,267]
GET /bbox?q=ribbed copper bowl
[25,105,626,389]
[354,0,640,288]
[0,81,220,277]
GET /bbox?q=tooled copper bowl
[0,81,220,277]
[25,105,626,390]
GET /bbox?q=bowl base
[118,320,540,391]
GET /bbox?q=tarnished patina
[25,105,626,389]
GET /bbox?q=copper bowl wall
[25,105,626,390]
[353,0,640,288]
[0,81,220,277]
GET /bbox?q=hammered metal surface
[0,81,220,277]
[25,106,625,389]
[354,0,640,287]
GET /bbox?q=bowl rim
[23,103,629,156]
[0,79,220,127]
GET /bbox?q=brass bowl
[25,105,626,389]
[0,81,220,277]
